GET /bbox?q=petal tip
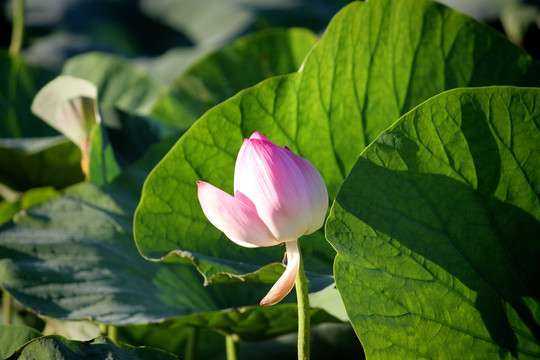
[259,298,274,306]
[250,132,263,140]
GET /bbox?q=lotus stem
[225,334,238,360]
[2,288,12,325]
[108,325,118,342]
[9,0,25,56]
[295,243,310,360]
[185,327,199,360]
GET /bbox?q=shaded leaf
[0,187,58,225]
[0,325,42,359]
[0,53,58,138]
[62,52,162,115]
[9,335,178,360]
[0,136,83,192]
[239,323,365,360]
[0,180,259,325]
[160,303,339,341]
[100,108,179,167]
[326,87,540,359]
[134,0,540,285]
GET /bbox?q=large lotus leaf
[61,52,162,115]
[0,184,335,330]
[325,87,540,359]
[0,136,83,193]
[0,53,58,138]
[134,0,540,285]
[150,27,318,127]
[0,325,42,359]
[0,181,230,325]
[9,335,177,360]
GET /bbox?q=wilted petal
[260,240,300,306]
[197,181,279,248]
[234,134,312,241]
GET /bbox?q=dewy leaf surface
[326,87,540,359]
[134,0,540,283]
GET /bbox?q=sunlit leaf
[326,87,540,359]
[134,0,540,286]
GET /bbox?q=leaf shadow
[340,158,540,354]
[336,100,540,355]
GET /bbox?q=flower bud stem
[295,242,310,360]
[9,0,25,56]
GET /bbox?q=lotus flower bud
[197,132,328,305]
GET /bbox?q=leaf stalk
[2,288,12,325]
[185,327,199,360]
[225,334,238,360]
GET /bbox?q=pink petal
[197,181,279,248]
[234,137,312,241]
[260,240,300,306]
[249,132,267,141]
[284,149,328,234]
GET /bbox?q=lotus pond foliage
[0,0,539,359]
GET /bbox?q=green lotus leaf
[134,0,540,285]
[326,86,540,359]
[9,335,177,360]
